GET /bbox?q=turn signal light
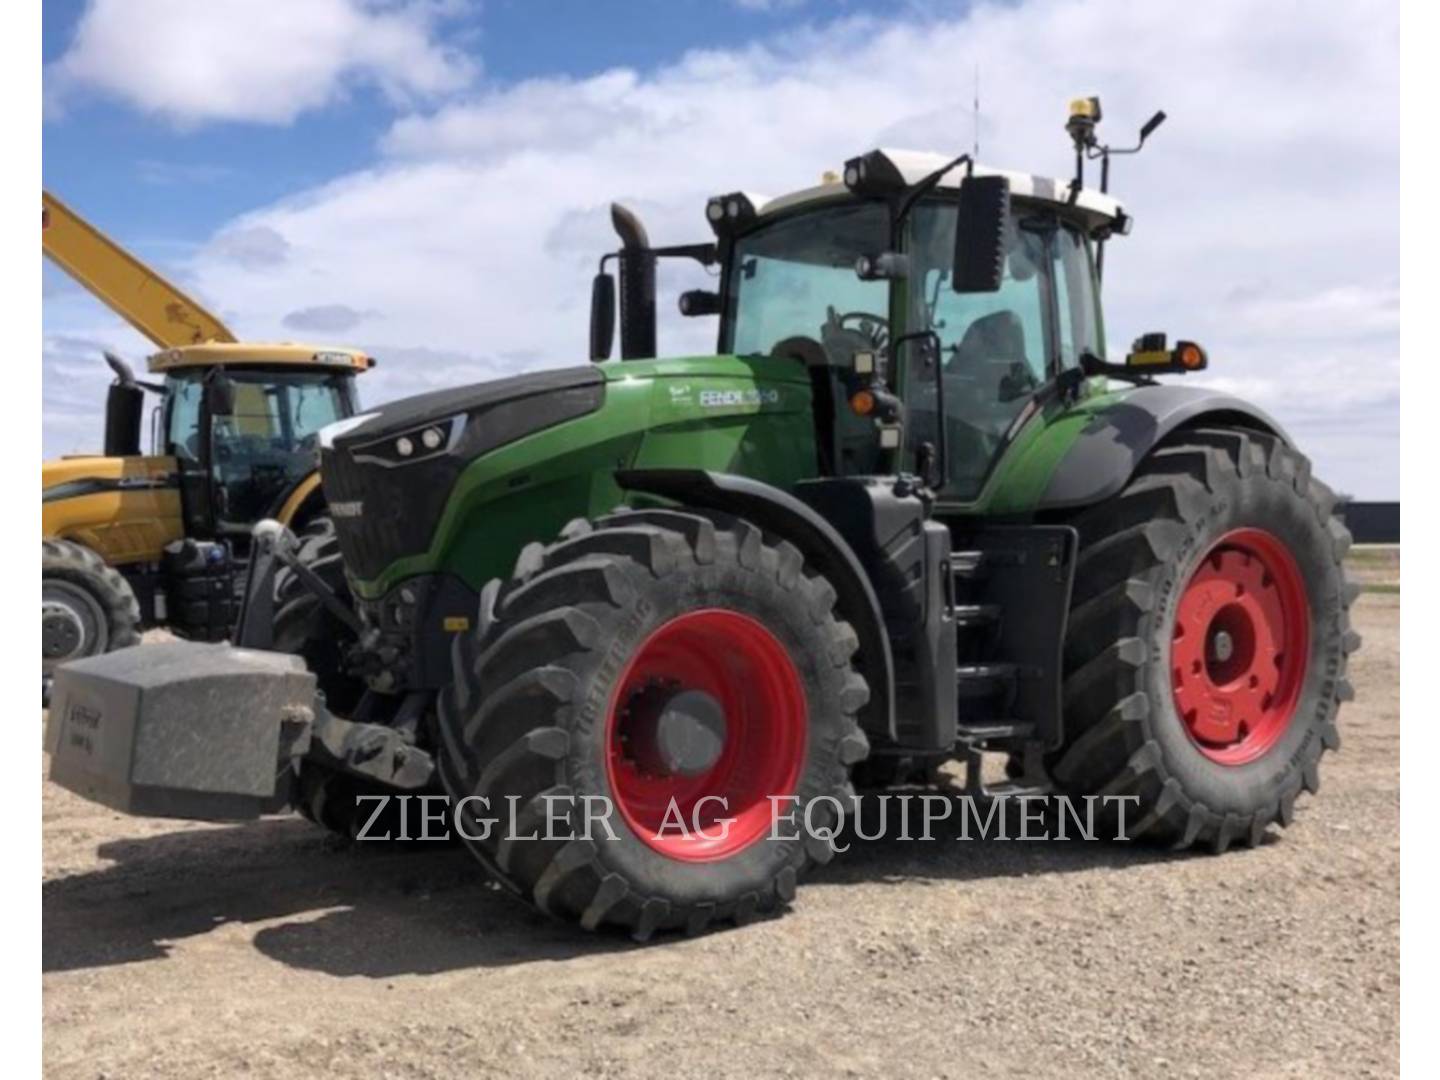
[850,389,876,416]
[1122,333,1208,374]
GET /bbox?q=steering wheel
[825,305,889,351]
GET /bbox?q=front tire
[1051,427,1359,852]
[271,516,388,837]
[42,539,141,692]
[436,508,870,939]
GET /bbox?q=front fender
[269,470,325,529]
[1036,384,1288,512]
[615,468,897,742]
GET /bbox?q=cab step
[952,602,1001,629]
[955,662,1017,697]
[955,721,1034,743]
[950,550,989,582]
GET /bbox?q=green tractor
[47,101,1359,940]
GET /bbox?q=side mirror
[589,271,616,362]
[206,373,236,416]
[952,174,1010,293]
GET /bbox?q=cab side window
[165,376,203,461]
[907,210,1054,498]
[1051,225,1103,367]
[930,217,1050,390]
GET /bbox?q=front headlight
[348,413,467,467]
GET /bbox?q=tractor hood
[317,353,812,584]
[319,366,608,580]
[323,366,605,451]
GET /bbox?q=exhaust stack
[610,203,656,360]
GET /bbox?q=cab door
[162,371,217,539]
[902,203,1106,505]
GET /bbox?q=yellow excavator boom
[42,190,236,349]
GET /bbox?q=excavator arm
[42,190,236,349]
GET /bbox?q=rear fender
[1037,384,1288,512]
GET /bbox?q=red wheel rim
[1170,528,1310,765]
[605,609,807,862]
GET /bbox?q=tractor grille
[320,445,459,581]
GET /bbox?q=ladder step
[950,550,988,581]
[952,602,1001,629]
[956,720,1034,742]
[955,662,1016,697]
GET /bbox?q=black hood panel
[335,366,603,448]
[322,365,605,581]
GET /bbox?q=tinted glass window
[1052,225,1103,367]
[165,376,204,460]
[727,203,890,360]
[907,204,1054,497]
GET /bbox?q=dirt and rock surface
[42,553,1400,1079]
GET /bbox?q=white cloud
[730,0,810,12]
[47,0,475,126]
[43,0,1400,497]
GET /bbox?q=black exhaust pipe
[610,203,656,360]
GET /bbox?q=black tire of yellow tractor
[272,516,397,841]
[1048,426,1360,853]
[272,516,365,716]
[42,539,141,679]
[435,507,871,940]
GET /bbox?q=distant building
[1337,501,1400,544]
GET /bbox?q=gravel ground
[42,579,1399,1079]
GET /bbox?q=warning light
[1176,341,1207,370]
[849,389,876,416]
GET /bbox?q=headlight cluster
[349,414,466,467]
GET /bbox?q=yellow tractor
[41,191,373,692]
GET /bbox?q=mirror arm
[893,153,973,235]
[600,243,718,268]
[1078,349,1156,385]
[650,242,719,267]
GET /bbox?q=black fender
[1037,384,1289,511]
[615,468,897,742]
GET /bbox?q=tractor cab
[139,343,368,544]
[706,159,1119,499]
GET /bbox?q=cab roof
[742,148,1127,234]
[146,341,372,374]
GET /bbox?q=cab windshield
[166,368,354,529]
[724,202,890,362]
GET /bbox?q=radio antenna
[972,64,980,159]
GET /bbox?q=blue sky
[41,0,898,243]
[41,0,1398,497]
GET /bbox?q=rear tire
[436,507,870,939]
[1050,427,1359,852]
[42,539,141,696]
